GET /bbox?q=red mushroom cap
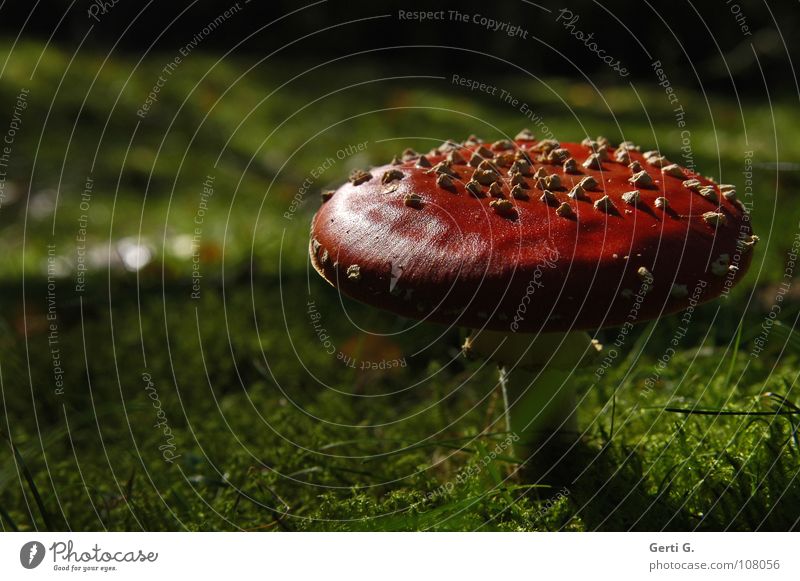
[309,135,756,333]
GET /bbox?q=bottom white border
[1,532,797,580]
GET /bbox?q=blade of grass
[0,502,19,531]
[474,440,513,505]
[661,407,799,416]
[9,440,54,530]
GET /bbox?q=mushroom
[308,134,756,468]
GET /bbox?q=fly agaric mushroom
[308,134,756,460]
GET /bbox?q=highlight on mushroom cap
[309,133,756,333]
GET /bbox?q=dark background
[4,0,797,92]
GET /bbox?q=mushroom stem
[498,364,579,445]
[464,330,598,464]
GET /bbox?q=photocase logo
[20,541,46,569]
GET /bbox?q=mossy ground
[0,43,798,531]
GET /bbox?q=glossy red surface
[309,137,755,332]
